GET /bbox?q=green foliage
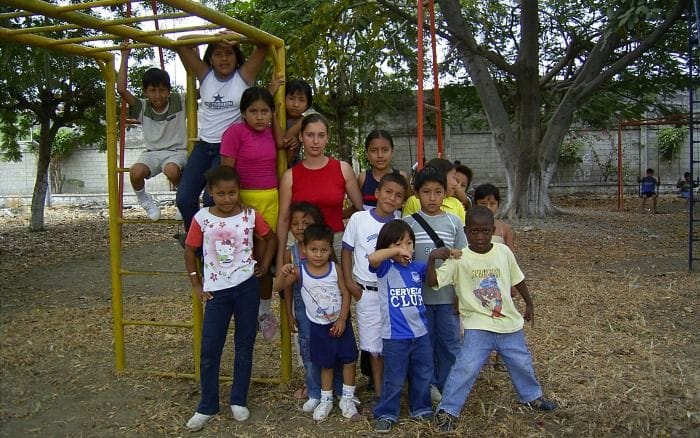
[657,126,685,161]
[559,136,586,166]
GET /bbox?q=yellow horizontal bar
[147,370,197,380]
[139,23,220,37]
[144,370,279,385]
[118,218,181,225]
[170,34,247,47]
[107,12,190,26]
[122,319,193,328]
[120,269,187,276]
[0,11,34,19]
[0,27,112,61]
[50,34,117,46]
[7,23,80,35]
[57,0,128,13]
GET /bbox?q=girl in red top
[276,113,363,269]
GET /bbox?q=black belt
[357,282,378,291]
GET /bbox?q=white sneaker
[231,404,250,422]
[430,385,442,403]
[339,396,360,419]
[139,192,160,221]
[302,397,320,413]
[312,400,333,421]
[185,412,215,431]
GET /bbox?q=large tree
[0,16,106,231]
[381,0,687,217]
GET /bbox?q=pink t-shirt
[220,122,277,189]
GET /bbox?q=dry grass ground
[0,196,698,437]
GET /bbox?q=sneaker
[374,418,392,433]
[312,399,333,421]
[434,411,457,432]
[524,397,558,411]
[430,385,442,403]
[302,397,320,413]
[139,192,160,221]
[231,404,250,421]
[339,396,361,420]
[258,312,279,342]
[185,412,215,431]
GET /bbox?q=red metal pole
[416,0,425,170]
[429,0,443,157]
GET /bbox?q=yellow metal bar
[119,269,189,276]
[147,371,197,379]
[186,72,198,153]
[160,0,284,47]
[122,320,194,328]
[107,12,190,26]
[0,27,111,61]
[56,0,129,13]
[7,23,80,35]
[0,11,34,19]
[118,218,181,225]
[102,54,125,373]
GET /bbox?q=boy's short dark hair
[375,220,415,251]
[303,223,333,246]
[205,165,240,189]
[466,205,495,227]
[425,158,455,177]
[646,168,654,174]
[365,129,394,150]
[142,67,172,90]
[286,79,313,109]
[378,172,409,194]
[474,183,501,203]
[455,164,473,187]
[413,165,447,191]
[289,201,325,227]
[240,87,274,113]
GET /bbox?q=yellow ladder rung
[120,269,188,276]
[122,319,193,329]
[119,218,181,225]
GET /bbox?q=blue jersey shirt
[370,258,429,340]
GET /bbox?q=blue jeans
[293,286,342,398]
[197,276,260,414]
[176,141,220,231]
[373,335,433,422]
[437,329,543,416]
[424,303,461,391]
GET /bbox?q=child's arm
[368,247,410,268]
[426,247,453,287]
[279,249,297,333]
[272,108,284,150]
[116,48,137,107]
[255,229,277,278]
[275,169,294,270]
[174,35,210,81]
[341,248,362,301]
[184,245,210,302]
[273,263,299,294]
[502,221,515,251]
[331,262,351,337]
[514,280,534,326]
[238,41,268,85]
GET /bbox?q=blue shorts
[310,318,358,369]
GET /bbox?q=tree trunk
[30,120,55,231]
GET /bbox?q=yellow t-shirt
[436,243,525,333]
[402,195,466,224]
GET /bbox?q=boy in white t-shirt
[426,206,557,432]
[341,173,409,403]
[117,48,187,221]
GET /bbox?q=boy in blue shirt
[639,168,659,213]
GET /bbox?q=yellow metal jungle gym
[0,0,292,384]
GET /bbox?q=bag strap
[411,213,445,248]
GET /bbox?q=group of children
[116,35,556,433]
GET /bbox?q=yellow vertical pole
[103,55,125,372]
[186,72,203,381]
[270,44,291,385]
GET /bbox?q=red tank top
[292,158,346,232]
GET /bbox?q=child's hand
[429,247,452,260]
[216,30,242,45]
[330,318,346,338]
[449,248,462,259]
[287,316,298,333]
[193,285,212,303]
[396,248,413,264]
[283,135,300,151]
[254,263,269,278]
[269,75,285,94]
[280,263,297,278]
[348,282,363,301]
[523,303,534,327]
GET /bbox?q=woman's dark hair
[303,223,333,246]
[365,129,394,150]
[375,220,415,251]
[240,87,274,113]
[426,158,455,177]
[300,113,329,133]
[413,165,447,191]
[455,164,473,188]
[142,68,171,90]
[205,165,240,189]
[289,201,325,227]
[473,183,500,203]
[203,43,245,71]
[286,79,313,109]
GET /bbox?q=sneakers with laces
[139,192,160,221]
[185,412,215,431]
[302,397,320,413]
[374,418,393,433]
[524,397,558,411]
[434,411,457,432]
[231,404,250,421]
[258,312,279,341]
[312,399,333,421]
[339,396,361,420]
[430,385,442,403]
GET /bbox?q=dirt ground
[0,196,698,437]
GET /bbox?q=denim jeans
[373,335,433,422]
[424,303,462,391]
[197,276,260,414]
[293,286,343,399]
[437,329,543,416]
[176,141,220,231]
